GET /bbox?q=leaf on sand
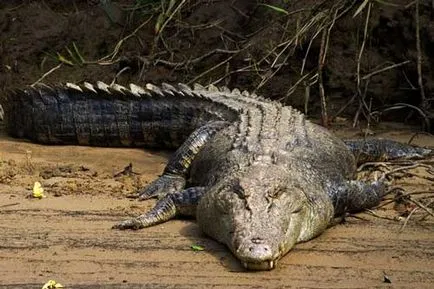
[191,244,205,251]
[32,181,46,199]
[42,280,63,289]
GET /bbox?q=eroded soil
[0,123,433,289]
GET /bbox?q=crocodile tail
[2,82,233,148]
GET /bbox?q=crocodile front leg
[138,121,228,200]
[113,186,205,230]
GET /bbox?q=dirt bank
[0,123,433,288]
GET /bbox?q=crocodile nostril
[250,246,268,251]
[247,243,272,259]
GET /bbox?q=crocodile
[1,82,431,270]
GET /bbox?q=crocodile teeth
[242,260,275,270]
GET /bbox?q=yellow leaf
[56,53,74,66]
[191,244,205,251]
[42,280,63,289]
[32,181,46,199]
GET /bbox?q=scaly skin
[1,82,431,270]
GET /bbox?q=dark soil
[0,0,433,127]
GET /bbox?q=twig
[384,163,433,178]
[110,66,131,86]
[414,0,428,114]
[419,200,434,221]
[353,1,371,127]
[318,27,328,126]
[409,198,434,218]
[361,60,411,80]
[357,161,390,172]
[399,206,418,232]
[375,189,434,209]
[187,55,236,85]
[31,64,63,87]
[283,71,317,101]
[154,49,241,68]
[364,209,398,221]
[304,81,311,114]
[371,102,430,130]
[98,15,153,63]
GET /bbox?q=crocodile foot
[138,173,186,200]
[112,218,144,230]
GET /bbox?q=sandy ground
[0,123,433,289]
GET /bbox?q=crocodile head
[197,164,324,270]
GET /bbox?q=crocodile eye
[291,206,302,214]
[232,182,246,198]
[268,187,284,199]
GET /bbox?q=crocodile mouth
[242,259,277,271]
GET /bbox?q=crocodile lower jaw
[242,260,276,271]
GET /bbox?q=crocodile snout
[248,237,272,258]
[235,237,279,270]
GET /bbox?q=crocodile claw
[112,218,144,230]
[138,174,186,200]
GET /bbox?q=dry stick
[318,28,328,126]
[300,25,324,76]
[375,190,434,209]
[98,15,153,63]
[317,6,340,124]
[364,209,397,221]
[154,49,241,68]
[304,82,311,114]
[353,1,371,128]
[415,0,429,117]
[371,102,430,129]
[210,67,266,86]
[154,0,187,41]
[409,198,434,218]
[361,60,411,80]
[399,206,418,232]
[333,93,357,119]
[31,64,63,87]
[419,200,434,221]
[283,72,317,101]
[110,66,131,86]
[187,55,236,85]
[384,163,433,177]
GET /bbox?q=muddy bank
[0,123,433,288]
